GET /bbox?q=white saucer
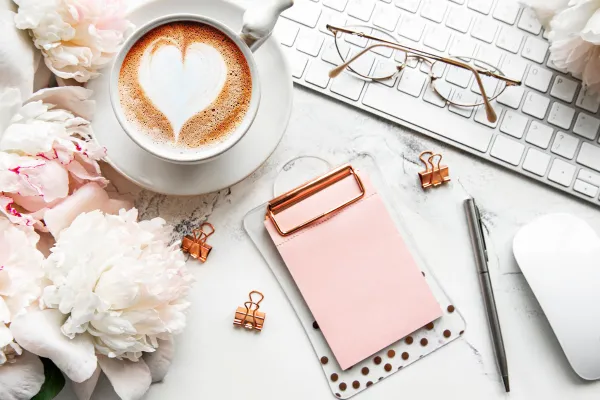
[87,0,292,195]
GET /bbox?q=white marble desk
[57,1,600,398]
[55,84,600,400]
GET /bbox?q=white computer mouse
[513,213,600,380]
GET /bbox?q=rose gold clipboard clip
[418,151,450,189]
[266,164,366,237]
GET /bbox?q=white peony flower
[0,86,109,228]
[521,0,600,94]
[11,208,192,400]
[13,0,133,83]
[0,217,45,400]
[43,208,193,361]
[0,217,44,365]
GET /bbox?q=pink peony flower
[13,0,133,83]
[0,86,112,230]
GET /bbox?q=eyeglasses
[326,24,522,123]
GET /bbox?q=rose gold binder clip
[233,291,266,332]
[181,222,214,262]
[418,151,450,189]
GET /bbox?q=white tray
[243,153,466,399]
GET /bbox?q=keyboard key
[449,89,477,117]
[275,19,300,47]
[286,49,309,78]
[398,68,426,97]
[471,74,499,96]
[474,103,502,128]
[305,59,332,87]
[398,13,426,41]
[395,0,420,12]
[380,0,392,4]
[296,29,325,56]
[423,83,448,107]
[518,7,542,35]
[547,102,575,130]
[496,27,523,54]
[500,54,527,81]
[497,85,524,108]
[491,135,525,165]
[551,131,579,159]
[323,0,349,11]
[577,142,600,172]
[522,36,549,63]
[321,38,350,64]
[549,76,578,102]
[471,17,498,43]
[372,4,400,31]
[282,1,322,27]
[369,30,395,57]
[446,7,471,33]
[522,91,549,119]
[573,113,600,140]
[420,59,446,76]
[330,71,366,100]
[362,83,493,152]
[574,179,599,198]
[349,49,376,75]
[523,148,551,176]
[500,110,528,138]
[578,169,600,187]
[449,36,477,58]
[372,60,399,86]
[576,88,600,113]
[525,121,554,148]
[424,26,451,52]
[493,0,521,25]
[319,10,347,35]
[450,0,464,4]
[447,66,473,88]
[345,27,370,47]
[524,65,552,92]
[468,0,493,14]
[421,0,447,22]
[476,46,502,69]
[395,47,419,68]
[347,0,376,21]
[548,159,576,186]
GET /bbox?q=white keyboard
[274,0,600,206]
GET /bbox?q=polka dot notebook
[244,154,466,399]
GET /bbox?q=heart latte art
[118,22,252,149]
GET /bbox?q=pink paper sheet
[265,172,442,370]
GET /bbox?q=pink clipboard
[264,165,442,370]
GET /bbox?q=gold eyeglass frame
[326,24,522,123]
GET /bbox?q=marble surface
[58,1,600,399]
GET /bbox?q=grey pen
[464,198,510,393]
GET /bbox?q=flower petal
[26,86,95,121]
[142,338,174,383]
[10,309,97,383]
[0,351,45,400]
[0,10,36,101]
[71,365,101,400]
[97,356,152,400]
[43,182,131,238]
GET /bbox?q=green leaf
[32,358,66,400]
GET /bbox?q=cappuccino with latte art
[118,21,252,149]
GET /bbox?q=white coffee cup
[109,0,293,164]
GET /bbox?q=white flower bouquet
[521,0,600,94]
[0,2,197,399]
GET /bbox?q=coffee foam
[118,21,253,149]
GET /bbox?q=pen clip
[474,205,488,262]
